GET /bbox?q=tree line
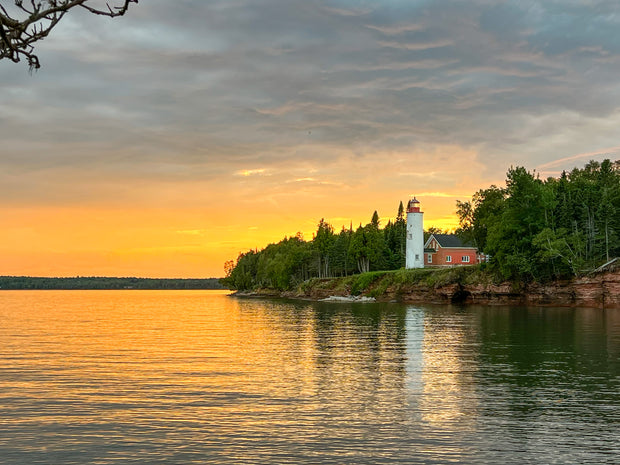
[223,159,619,291]
[222,203,448,291]
[455,159,619,281]
[0,276,227,290]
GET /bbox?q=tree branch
[0,0,137,70]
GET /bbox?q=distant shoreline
[0,276,228,290]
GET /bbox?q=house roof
[428,234,476,249]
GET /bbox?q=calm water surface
[0,290,618,464]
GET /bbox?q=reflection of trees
[231,299,619,462]
[232,299,410,407]
[408,304,620,463]
[464,306,620,463]
[230,299,414,460]
[474,306,620,433]
[476,307,618,405]
[310,303,408,406]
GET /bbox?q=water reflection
[0,291,618,464]
[416,307,480,429]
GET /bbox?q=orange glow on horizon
[0,201,461,278]
[1,145,486,278]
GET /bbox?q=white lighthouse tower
[406,197,424,269]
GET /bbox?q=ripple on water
[0,291,618,464]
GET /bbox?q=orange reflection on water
[419,311,480,427]
[1,292,619,464]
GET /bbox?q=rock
[319,295,377,303]
[233,269,620,308]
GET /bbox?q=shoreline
[230,267,620,309]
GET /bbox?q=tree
[331,225,354,277]
[472,160,618,281]
[597,159,619,261]
[221,249,260,290]
[313,218,335,278]
[348,214,387,273]
[486,166,549,280]
[424,226,447,243]
[348,225,371,273]
[383,202,407,268]
[394,202,407,267]
[1,0,137,70]
[455,199,475,246]
[469,186,506,251]
[370,210,380,228]
[533,227,584,277]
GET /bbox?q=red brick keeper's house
[424,234,483,266]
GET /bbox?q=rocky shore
[232,267,620,309]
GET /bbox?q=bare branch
[0,0,137,70]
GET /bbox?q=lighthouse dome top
[407,197,422,213]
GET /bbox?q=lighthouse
[406,197,424,269]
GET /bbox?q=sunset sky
[2,0,620,278]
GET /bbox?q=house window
[415,254,419,260]
[446,255,452,263]
[427,254,432,263]
[462,256,470,263]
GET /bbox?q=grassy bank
[293,266,497,299]
[235,263,619,308]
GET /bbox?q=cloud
[365,23,425,35]
[4,0,619,179]
[2,0,620,276]
[416,192,470,198]
[236,169,270,177]
[378,39,453,51]
[537,145,620,171]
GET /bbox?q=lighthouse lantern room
[406,197,424,269]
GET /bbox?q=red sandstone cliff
[396,270,619,309]
[247,269,620,309]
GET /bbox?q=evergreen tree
[313,218,335,278]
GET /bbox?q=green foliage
[314,218,335,278]
[223,203,411,291]
[424,226,449,243]
[463,186,506,250]
[384,204,407,268]
[344,266,485,297]
[348,223,385,273]
[424,266,468,288]
[0,276,227,290]
[224,158,619,292]
[455,199,475,246]
[391,268,436,285]
[350,271,386,295]
[371,210,380,228]
[457,159,620,282]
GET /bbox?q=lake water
[0,290,618,464]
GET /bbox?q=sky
[2,0,620,278]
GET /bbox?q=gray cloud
[2,0,620,205]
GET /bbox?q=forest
[455,159,619,281]
[222,159,619,291]
[0,276,226,290]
